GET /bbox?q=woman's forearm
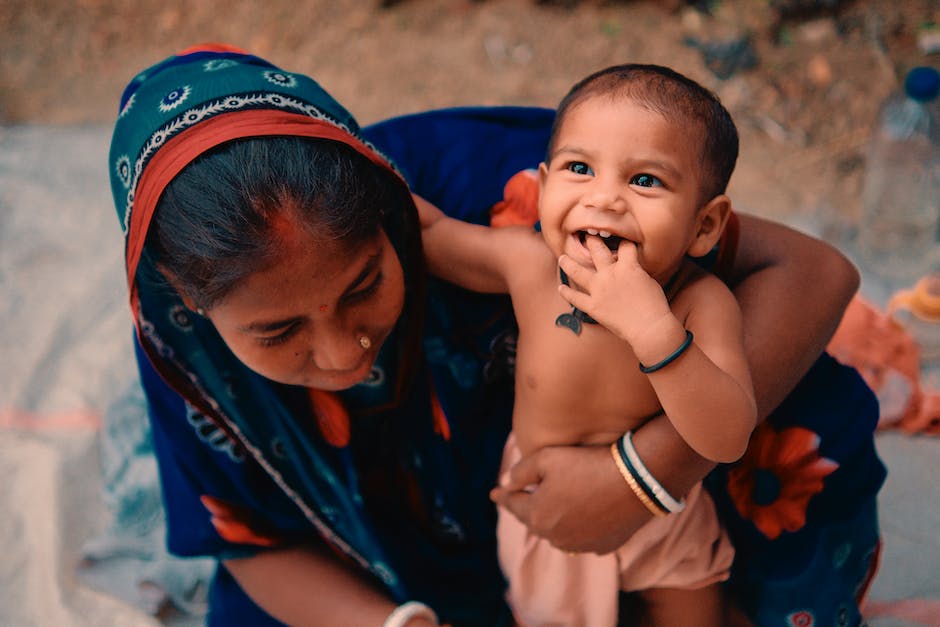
[224,544,397,627]
[630,408,717,496]
[728,214,859,418]
[630,214,862,498]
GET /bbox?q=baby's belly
[511,371,660,457]
[510,315,662,456]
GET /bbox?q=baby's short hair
[549,64,739,203]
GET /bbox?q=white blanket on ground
[0,125,209,627]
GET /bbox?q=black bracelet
[639,329,694,374]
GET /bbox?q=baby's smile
[577,229,626,251]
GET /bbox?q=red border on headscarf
[176,43,249,56]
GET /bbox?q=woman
[111,44,885,626]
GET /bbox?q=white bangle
[621,431,686,513]
[383,601,439,627]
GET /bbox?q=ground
[2,0,938,223]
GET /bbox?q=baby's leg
[632,584,726,627]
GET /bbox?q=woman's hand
[491,415,713,553]
[491,443,643,553]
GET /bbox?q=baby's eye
[630,173,663,188]
[566,161,593,176]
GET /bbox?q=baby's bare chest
[510,283,663,430]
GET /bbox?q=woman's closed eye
[258,321,302,347]
[342,270,384,306]
[253,270,383,348]
[630,173,663,188]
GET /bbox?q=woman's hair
[548,63,739,204]
[146,136,415,310]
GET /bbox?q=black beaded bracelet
[639,329,694,374]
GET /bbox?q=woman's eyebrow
[345,249,382,293]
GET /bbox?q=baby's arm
[654,273,756,462]
[413,194,529,293]
[559,237,756,463]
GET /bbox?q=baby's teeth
[599,230,611,238]
[586,228,599,235]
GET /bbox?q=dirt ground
[2,0,938,223]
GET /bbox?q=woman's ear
[687,194,733,258]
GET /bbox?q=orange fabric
[827,295,940,434]
[200,495,281,547]
[490,169,540,228]
[308,389,351,448]
[429,383,452,441]
[727,423,838,539]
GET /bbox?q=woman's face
[203,221,405,391]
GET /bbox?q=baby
[417,64,756,626]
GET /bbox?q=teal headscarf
[109,44,431,598]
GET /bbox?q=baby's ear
[687,195,732,258]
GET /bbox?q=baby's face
[538,95,707,284]
[203,224,405,391]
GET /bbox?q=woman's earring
[196,307,206,316]
[359,336,372,350]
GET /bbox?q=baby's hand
[557,235,672,344]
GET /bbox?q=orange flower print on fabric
[429,382,452,441]
[200,495,282,547]
[727,423,838,540]
[490,169,539,228]
[309,388,351,448]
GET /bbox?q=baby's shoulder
[504,228,557,275]
[671,260,736,313]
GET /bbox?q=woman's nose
[310,329,364,371]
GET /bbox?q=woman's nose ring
[359,336,372,350]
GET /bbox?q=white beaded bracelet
[621,430,686,513]
[383,601,440,627]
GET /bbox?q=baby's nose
[585,178,626,212]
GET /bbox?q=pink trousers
[497,434,735,627]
